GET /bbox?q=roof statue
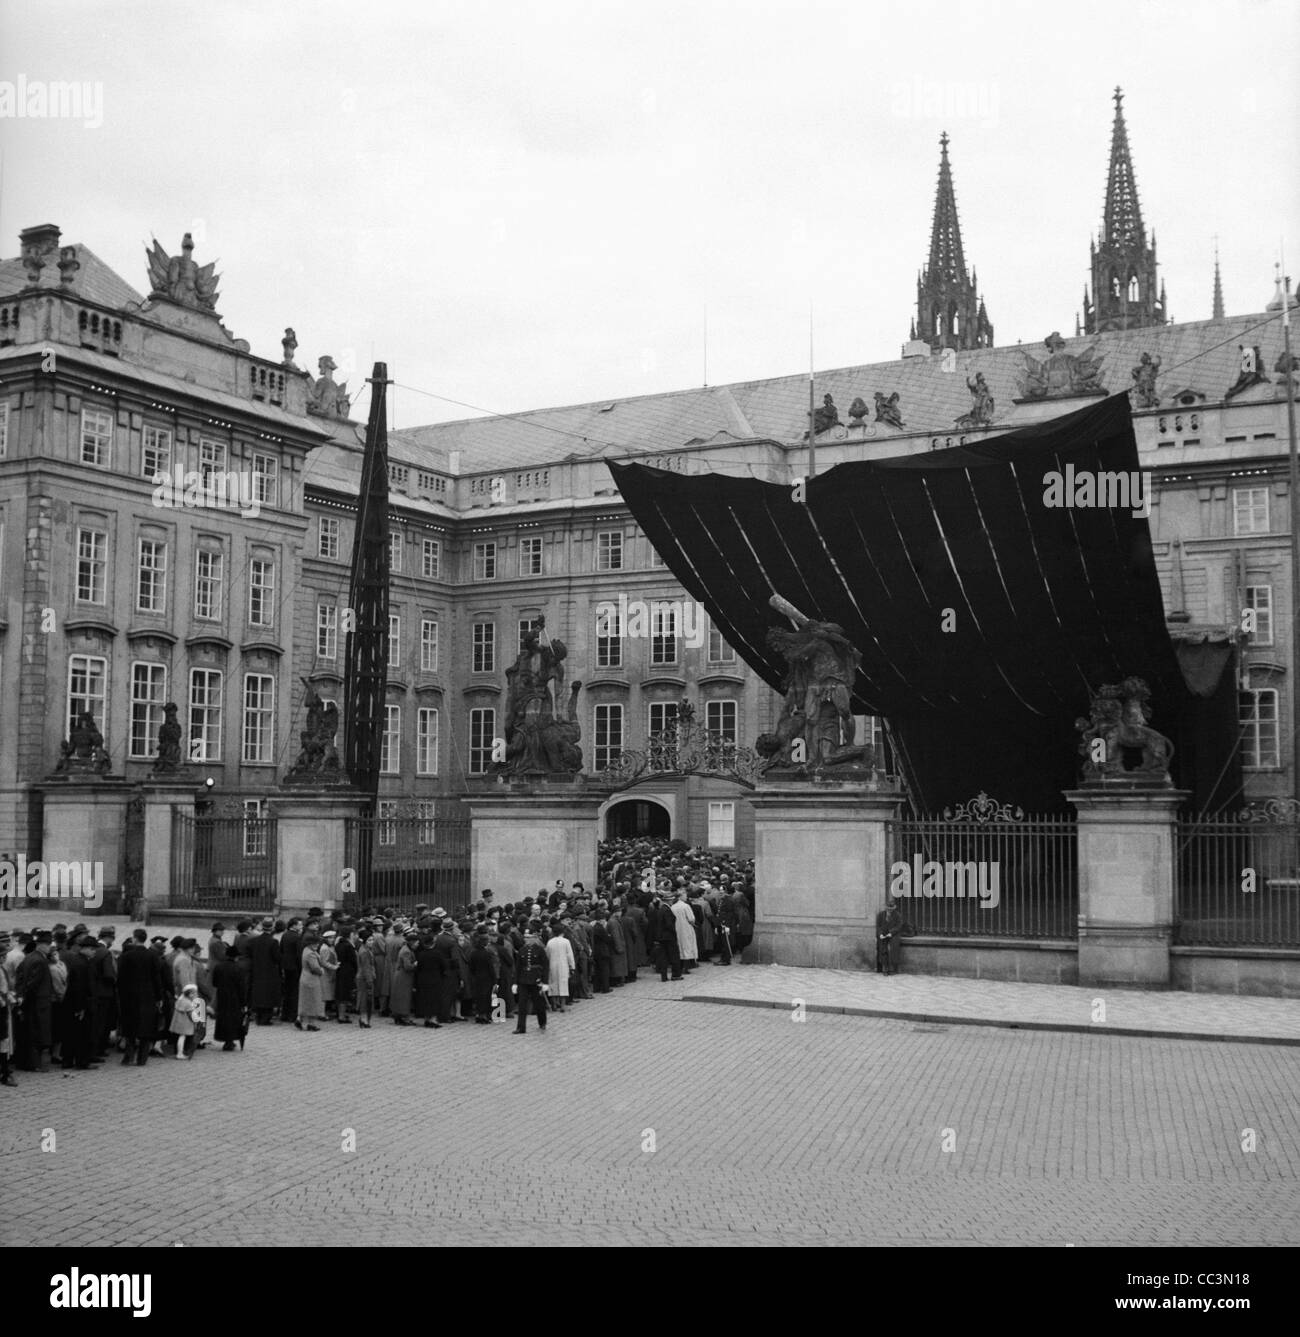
[809,393,839,437]
[282,327,299,369]
[306,355,351,420]
[847,396,870,425]
[146,232,220,310]
[1017,332,1105,400]
[874,390,905,428]
[1129,351,1161,408]
[1225,345,1268,399]
[954,371,995,429]
[57,246,80,286]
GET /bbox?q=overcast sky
[2,0,1297,428]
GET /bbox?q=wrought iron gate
[171,802,277,911]
[344,801,471,915]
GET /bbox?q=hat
[150,935,168,945]
[182,983,198,993]
[432,907,447,919]
[34,930,53,943]
[261,917,274,929]
[98,927,115,938]
[322,930,337,940]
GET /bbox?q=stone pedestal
[137,779,198,912]
[1065,786,1189,988]
[35,779,132,912]
[749,780,904,970]
[466,780,609,903]
[268,789,370,913]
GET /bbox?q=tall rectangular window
[381,704,401,774]
[136,537,167,614]
[188,668,224,762]
[0,402,9,458]
[706,699,738,744]
[198,439,226,486]
[519,536,543,575]
[1233,487,1269,536]
[318,516,340,559]
[417,800,437,845]
[243,798,269,858]
[1240,689,1280,768]
[250,452,278,506]
[1244,585,1274,646]
[469,708,495,775]
[248,558,275,627]
[129,662,167,760]
[596,604,622,668]
[67,655,108,742]
[242,674,275,763]
[422,538,441,579]
[142,425,171,479]
[76,527,107,604]
[518,617,544,651]
[472,621,495,673]
[390,531,403,572]
[707,618,735,663]
[317,603,337,659]
[651,603,678,665]
[388,613,402,669]
[80,408,113,467]
[707,801,736,848]
[194,549,224,620]
[473,542,497,580]
[377,799,397,847]
[648,701,679,737]
[417,707,439,775]
[597,530,623,571]
[420,619,439,672]
[649,545,667,569]
[593,703,623,771]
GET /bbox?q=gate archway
[604,796,672,840]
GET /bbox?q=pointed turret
[1080,89,1166,334]
[1212,241,1225,320]
[912,132,994,352]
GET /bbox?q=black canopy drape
[608,395,1239,812]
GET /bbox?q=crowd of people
[0,839,758,1081]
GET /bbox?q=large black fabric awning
[609,395,1240,812]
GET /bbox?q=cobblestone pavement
[3,961,1298,1247]
[680,964,1300,1044]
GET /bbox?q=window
[597,530,623,571]
[1233,487,1269,536]
[707,618,735,663]
[417,800,437,844]
[390,531,403,572]
[649,544,667,569]
[188,668,223,762]
[707,801,736,848]
[317,603,337,660]
[136,537,167,613]
[651,603,678,665]
[129,663,167,760]
[648,701,679,737]
[387,463,408,489]
[519,536,543,576]
[318,516,340,559]
[80,408,113,467]
[198,439,226,487]
[593,703,623,771]
[706,699,738,744]
[469,707,495,775]
[242,674,275,764]
[242,798,268,858]
[142,425,171,480]
[518,617,544,652]
[1244,585,1274,646]
[422,538,441,579]
[596,603,623,668]
[381,704,401,774]
[417,707,439,775]
[250,452,277,506]
[1240,689,1279,769]
[388,614,402,669]
[473,542,496,580]
[248,558,275,627]
[377,799,397,847]
[0,402,8,458]
[420,619,439,672]
[194,548,223,620]
[472,621,495,673]
[67,654,108,744]
[76,527,107,604]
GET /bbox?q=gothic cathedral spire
[1081,88,1167,334]
[914,132,993,352]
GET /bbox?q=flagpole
[808,303,816,479]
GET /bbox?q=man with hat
[60,932,97,1070]
[117,928,164,1065]
[0,929,16,1084]
[14,932,54,1071]
[279,917,303,1023]
[90,927,117,1056]
[512,923,549,1034]
[248,917,281,1026]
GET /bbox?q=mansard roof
[0,242,146,309]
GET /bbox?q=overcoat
[390,945,417,1017]
[545,933,575,996]
[607,915,627,978]
[672,900,698,961]
[297,946,326,1019]
[211,956,247,1042]
[248,931,281,1009]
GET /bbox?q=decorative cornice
[64,617,119,639]
[185,632,233,651]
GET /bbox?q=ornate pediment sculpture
[1018,332,1106,400]
[146,233,220,310]
[305,355,351,420]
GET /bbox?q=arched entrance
[605,798,671,840]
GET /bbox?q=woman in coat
[620,901,641,983]
[389,933,418,1026]
[544,925,575,1012]
[672,892,699,971]
[354,930,377,1028]
[469,933,498,1022]
[333,929,358,1024]
[607,909,627,987]
[413,935,442,1029]
[295,935,325,1031]
[319,933,339,1016]
[211,950,248,1051]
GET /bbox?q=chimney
[19,223,61,260]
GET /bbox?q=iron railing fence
[170,809,277,911]
[344,802,471,916]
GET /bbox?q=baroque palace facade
[1,90,1298,872]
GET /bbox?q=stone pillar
[749,780,904,970]
[138,779,198,912]
[36,779,132,913]
[268,789,370,914]
[1065,786,1189,988]
[466,781,609,903]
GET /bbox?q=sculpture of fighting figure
[151,702,184,774]
[955,371,995,429]
[1075,676,1173,785]
[756,594,873,774]
[1129,351,1161,408]
[145,233,221,310]
[53,710,112,776]
[287,681,341,780]
[496,618,583,776]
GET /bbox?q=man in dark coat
[590,912,612,994]
[60,934,96,1070]
[116,929,163,1065]
[211,947,248,1051]
[413,934,443,1028]
[651,896,683,981]
[15,935,54,1071]
[469,932,497,1023]
[513,927,549,1034]
[90,928,117,1055]
[333,925,358,1024]
[248,918,281,1025]
[432,921,461,1022]
[493,928,516,1018]
[279,918,303,1022]
[876,896,904,976]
